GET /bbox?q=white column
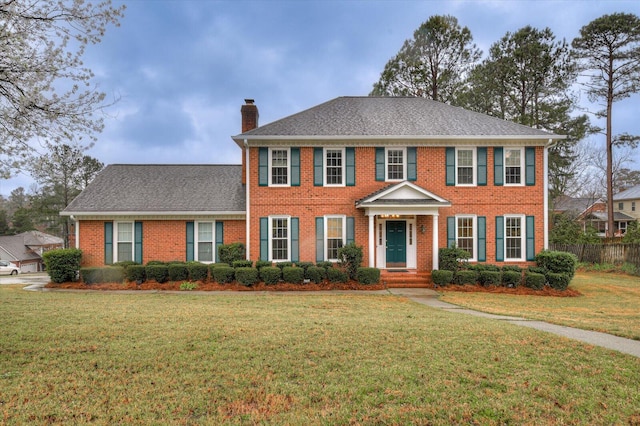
[432,214,439,270]
[368,214,375,267]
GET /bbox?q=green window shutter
[477,147,487,186]
[215,222,224,262]
[346,217,355,244]
[186,222,194,262]
[525,147,535,186]
[314,148,323,186]
[346,147,355,186]
[134,222,143,264]
[259,147,268,186]
[260,217,269,261]
[375,147,385,181]
[495,216,504,261]
[494,148,504,186]
[478,216,486,262]
[104,222,113,265]
[407,147,417,181]
[291,148,300,186]
[291,218,299,262]
[445,147,455,186]
[316,217,324,263]
[526,216,535,261]
[447,217,455,248]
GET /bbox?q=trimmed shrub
[524,271,545,290]
[146,260,166,266]
[469,264,500,272]
[305,266,326,284]
[210,262,230,268]
[218,243,246,265]
[431,270,453,286]
[547,272,571,290]
[295,261,313,272]
[255,260,272,270]
[326,268,348,283]
[233,260,253,268]
[501,270,522,288]
[316,261,334,270]
[235,267,259,286]
[535,250,578,278]
[187,262,209,281]
[113,260,138,269]
[103,266,125,283]
[527,266,547,275]
[81,267,103,284]
[211,266,235,284]
[338,242,364,280]
[438,246,470,272]
[452,270,478,285]
[501,265,522,273]
[356,267,380,285]
[283,266,304,284]
[168,263,189,281]
[43,248,82,283]
[260,266,282,285]
[478,270,501,286]
[275,261,293,270]
[125,265,146,283]
[146,265,169,283]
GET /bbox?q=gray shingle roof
[63,165,245,214]
[234,96,563,140]
[0,235,42,261]
[613,185,640,201]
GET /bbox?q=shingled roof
[62,165,245,215]
[233,96,563,142]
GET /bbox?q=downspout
[543,138,557,250]
[244,139,250,260]
[71,215,79,249]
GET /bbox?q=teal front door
[386,221,406,266]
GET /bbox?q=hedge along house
[63,97,564,276]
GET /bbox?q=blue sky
[2,0,639,197]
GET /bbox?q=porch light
[420,224,426,234]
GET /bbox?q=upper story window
[456,148,476,186]
[633,202,636,212]
[196,222,214,262]
[619,202,624,211]
[270,148,289,186]
[115,222,133,262]
[325,148,344,186]
[386,148,405,181]
[504,148,523,185]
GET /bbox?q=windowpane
[387,149,404,180]
[505,149,521,184]
[326,217,344,260]
[271,218,289,261]
[271,149,288,185]
[457,217,474,258]
[198,242,213,262]
[117,243,133,262]
[505,217,522,259]
[118,223,132,241]
[326,149,343,185]
[457,149,474,184]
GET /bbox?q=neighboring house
[62,97,564,272]
[611,185,640,235]
[552,195,610,236]
[0,231,64,272]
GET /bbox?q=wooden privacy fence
[550,243,640,266]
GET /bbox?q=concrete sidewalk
[12,278,640,358]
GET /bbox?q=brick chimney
[241,99,258,184]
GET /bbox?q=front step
[380,270,432,288]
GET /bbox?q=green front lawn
[0,285,638,425]
[440,271,640,340]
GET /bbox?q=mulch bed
[45,280,579,296]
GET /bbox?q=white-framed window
[195,222,214,263]
[619,221,628,234]
[325,215,346,261]
[619,202,624,211]
[115,222,134,262]
[324,148,345,186]
[386,147,406,181]
[504,215,525,261]
[269,216,290,261]
[456,147,476,186]
[504,148,524,186]
[269,148,290,186]
[456,215,477,261]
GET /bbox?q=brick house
[62,97,563,274]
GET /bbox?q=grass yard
[440,271,640,341]
[1,285,639,425]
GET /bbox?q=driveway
[0,272,50,289]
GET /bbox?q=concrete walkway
[8,276,640,358]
